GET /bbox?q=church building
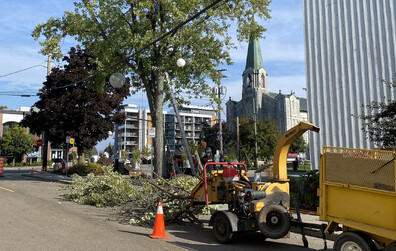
[226,37,308,141]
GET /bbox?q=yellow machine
[190,121,320,243]
[319,146,396,250]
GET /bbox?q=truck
[319,146,396,250]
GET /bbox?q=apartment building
[115,104,216,156]
[164,105,216,152]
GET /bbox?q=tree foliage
[33,0,271,176]
[0,125,34,162]
[21,47,130,155]
[104,143,114,156]
[238,117,279,164]
[359,80,396,148]
[289,135,306,153]
[200,121,232,155]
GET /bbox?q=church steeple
[245,36,264,72]
[242,36,268,92]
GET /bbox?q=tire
[213,213,234,244]
[257,204,291,239]
[385,241,396,251]
[334,232,377,251]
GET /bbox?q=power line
[0,64,46,78]
[51,0,227,90]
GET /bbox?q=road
[0,167,333,251]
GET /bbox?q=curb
[22,174,72,184]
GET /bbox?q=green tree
[289,136,306,153]
[0,126,34,165]
[238,117,279,164]
[21,47,130,156]
[104,143,114,156]
[359,79,396,148]
[200,122,232,155]
[33,0,271,176]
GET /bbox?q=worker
[202,147,214,164]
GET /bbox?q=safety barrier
[0,157,4,177]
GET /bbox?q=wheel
[334,232,377,251]
[257,204,291,239]
[212,213,234,244]
[385,241,396,251]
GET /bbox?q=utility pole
[42,53,51,171]
[253,97,258,169]
[165,73,196,176]
[218,84,223,156]
[236,116,240,161]
[214,69,227,158]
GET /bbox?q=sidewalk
[23,167,73,184]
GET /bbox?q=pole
[218,85,223,157]
[253,97,258,169]
[165,73,196,176]
[42,53,52,171]
[65,142,69,176]
[236,116,240,161]
[114,123,119,160]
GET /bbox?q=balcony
[120,132,138,137]
[119,124,138,130]
[122,140,137,145]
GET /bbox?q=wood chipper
[318,147,396,250]
[190,121,320,243]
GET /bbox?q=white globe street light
[176,58,186,67]
[110,72,125,88]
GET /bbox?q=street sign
[36,139,44,146]
[70,138,74,145]
[148,127,156,138]
[66,136,71,143]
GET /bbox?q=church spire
[245,36,264,72]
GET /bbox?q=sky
[0,0,305,152]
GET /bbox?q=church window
[260,73,265,87]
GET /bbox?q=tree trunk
[152,74,165,177]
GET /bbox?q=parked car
[287,153,299,171]
[52,158,66,173]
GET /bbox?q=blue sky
[0,0,306,151]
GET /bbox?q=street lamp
[213,69,227,158]
[176,58,186,67]
[110,72,125,88]
[110,73,125,163]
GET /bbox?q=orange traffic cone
[149,202,170,239]
[31,168,34,174]
[40,169,44,174]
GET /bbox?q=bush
[290,170,319,211]
[62,166,135,207]
[97,157,113,166]
[68,162,103,176]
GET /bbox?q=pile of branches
[120,175,211,226]
[62,167,215,226]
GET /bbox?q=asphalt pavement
[2,165,334,250]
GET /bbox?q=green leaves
[238,117,279,163]
[359,79,396,148]
[0,125,34,159]
[64,166,135,207]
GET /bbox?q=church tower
[241,36,268,118]
[242,37,268,92]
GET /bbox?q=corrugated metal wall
[303,0,396,169]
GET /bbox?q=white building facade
[303,0,396,169]
[226,37,308,142]
[116,104,216,157]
